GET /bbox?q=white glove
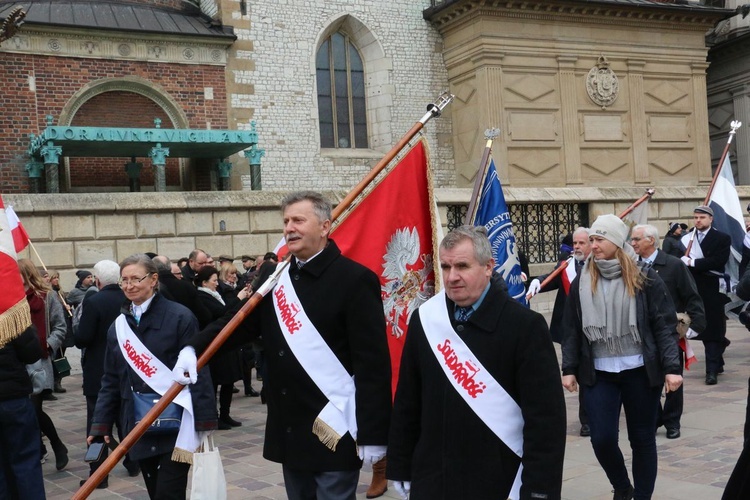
[393,480,411,499]
[357,445,387,465]
[680,256,693,267]
[527,278,542,297]
[172,346,197,385]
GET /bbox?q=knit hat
[668,222,688,234]
[76,270,92,280]
[590,214,629,249]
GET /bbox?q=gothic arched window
[316,32,368,149]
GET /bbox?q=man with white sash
[680,205,731,385]
[527,227,593,437]
[386,226,566,500]
[174,191,392,500]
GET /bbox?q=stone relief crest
[586,55,619,109]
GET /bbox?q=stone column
[25,161,44,193]
[216,160,232,191]
[692,62,712,184]
[731,84,750,185]
[627,60,649,184]
[243,143,265,191]
[558,55,581,185]
[41,143,62,193]
[149,145,169,192]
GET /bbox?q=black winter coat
[196,290,243,385]
[687,227,731,341]
[387,276,566,500]
[75,284,126,396]
[157,271,212,329]
[536,258,583,343]
[561,266,681,388]
[0,326,42,401]
[190,240,392,471]
[649,251,706,334]
[90,293,217,460]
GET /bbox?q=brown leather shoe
[366,457,388,498]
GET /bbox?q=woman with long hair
[561,215,682,500]
[87,254,217,499]
[194,266,249,429]
[17,258,69,471]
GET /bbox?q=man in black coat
[75,259,139,484]
[180,249,209,284]
[173,191,392,500]
[387,226,566,500]
[153,256,212,328]
[680,205,731,385]
[0,325,44,499]
[631,224,706,439]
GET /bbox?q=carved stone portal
[586,56,619,109]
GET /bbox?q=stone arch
[59,75,189,128]
[312,14,393,152]
[58,76,190,192]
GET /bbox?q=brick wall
[1,54,228,193]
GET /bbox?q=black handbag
[132,392,183,434]
[52,356,71,378]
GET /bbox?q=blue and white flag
[470,158,527,306]
[708,154,745,287]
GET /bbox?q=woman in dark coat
[88,254,217,499]
[661,222,687,258]
[562,215,681,500]
[194,266,250,430]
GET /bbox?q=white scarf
[271,265,357,451]
[115,315,200,463]
[198,287,225,306]
[419,290,524,499]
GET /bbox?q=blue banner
[472,158,528,306]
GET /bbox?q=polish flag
[6,205,30,253]
[680,338,698,371]
[0,195,32,347]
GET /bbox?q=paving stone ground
[42,320,750,499]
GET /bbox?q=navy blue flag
[470,158,528,306]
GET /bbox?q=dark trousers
[282,466,359,500]
[0,396,45,500]
[85,395,137,475]
[585,367,661,500]
[704,339,727,374]
[30,393,64,455]
[579,385,588,426]
[659,352,684,430]
[139,452,190,500]
[723,377,750,499]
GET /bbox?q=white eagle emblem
[381,227,434,338]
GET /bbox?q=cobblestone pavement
[42,321,750,499]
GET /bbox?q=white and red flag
[6,204,30,253]
[332,138,439,396]
[0,195,32,347]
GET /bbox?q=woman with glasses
[194,266,250,430]
[87,254,216,499]
[561,215,682,500]
[17,258,69,470]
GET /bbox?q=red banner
[0,194,32,346]
[333,139,437,396]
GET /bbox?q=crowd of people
[3,193,750,500]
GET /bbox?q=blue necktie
[456,306,472,322]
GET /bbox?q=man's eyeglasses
[118,275,152,287]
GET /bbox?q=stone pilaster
[732,84,750,184]
[627,60,648,184]
[558,55,581,185]
[692,62,712,183]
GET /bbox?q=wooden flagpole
[73,91,455,499]
[685,120,742,256]
[464,128,500,225]
[526,188,655,301]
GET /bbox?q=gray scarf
[579,257,641,353]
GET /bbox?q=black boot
[53,379,66,393]
[219,414,242,427]
[52,442,68,471]
[613,485,634,500]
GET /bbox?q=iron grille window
[445,203,588,264]
[316,32,368,149]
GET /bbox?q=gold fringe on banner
[171,447,193,464]
[312,417,342,452]
[0,299,31,349]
